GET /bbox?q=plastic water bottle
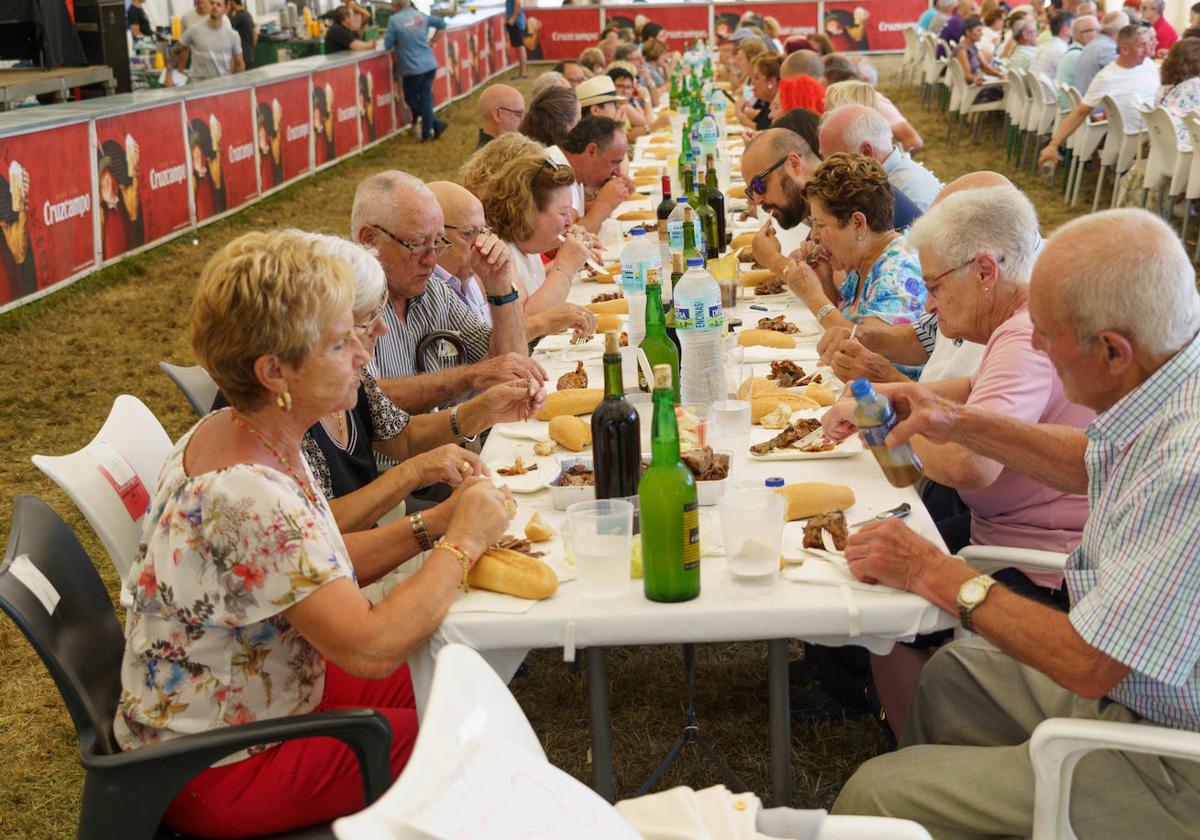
[698,112,719,164]
[667,196,692,283]
[850,379,924,488]
[620,227,659,349]
[674,257,725,407]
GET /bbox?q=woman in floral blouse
[783,153,928,379]
[115,230,514,837]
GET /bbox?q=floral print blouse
[114,416,353,764]
[1156,78,1200,146]
[837,236,928,380]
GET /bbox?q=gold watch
[957,574,997,632]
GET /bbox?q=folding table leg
[585,646,615,802]
[767,639,792,806]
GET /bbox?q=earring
[276,391,292,412]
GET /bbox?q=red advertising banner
[0,122,94,306]
[357,53,396,143]
[489,14,509,72]
[185,89,258,223]
[822,0,926,52]
[606,5,709,52]
[94,103,190,262]
[254,75,312,193]
[525,7,603,62]
[713,4,820,41]
[472,20,492,81]
[311,63,361,167]
[432,36,450,108]
[445,27,471,99]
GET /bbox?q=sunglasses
[750,156,789,196]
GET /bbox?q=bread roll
[524,511,556,542]
[750,394,821,424]
[587,298,629,315]
[649,135,673,145]
[737,329,797,349]
[804,382,836,406]
[736,376,787,401]
[634,166,662,178]
[468,547,559,599]
[740,269,778,288]
[633,176,660,188]
[617,209,656,221]
[730,231,756,252]
[594,271,617,284]
[547,414,594,449]
[773,482,856,522]
[595,313,622,332]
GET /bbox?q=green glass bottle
[695,162,719,262]
[640,364,700,603]
[681,201,703,265]
[669,74,679,113]
[705,153,726,251]
[680,152,695,198]
[638,279,680,399]
[679,129,692,171]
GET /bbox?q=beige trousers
[831,636,1200,839]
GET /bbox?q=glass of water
[566,499,634,600]
[718,488,785,591]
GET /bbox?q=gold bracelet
[433,539,473,592]
[408,511,433,551]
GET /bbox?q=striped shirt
[913,312,939,356]
[369,272,492,383]
[1066,330,1200,731]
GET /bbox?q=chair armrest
[1030,717,1200,840]
[78,709,392,840]
[957,545,1068,575]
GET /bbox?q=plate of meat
[748,416,862,460]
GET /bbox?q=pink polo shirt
[957,307,1095,587]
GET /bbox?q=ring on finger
[458,460,472,475]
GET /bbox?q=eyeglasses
[444,223,491,241]
[370,224,451,257]
[924,254,1006,295]
[354,296,388,336]
[498,106,526,119]
[749,156,789,196]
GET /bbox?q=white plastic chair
[900,26,921,88]
[1031,718,1200,839]
[1140,105,1193,222]
[1181,113,1200,258]
[158,361,218,417]
[920,33,948,109]
[31,395,172,603]
[1092,94,1144,211]
[946,56,1006,145]
[1064,114,1108,207]
[1028,73,1060,173]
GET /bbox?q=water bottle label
[621,261,647,293]
[668,219,684,249]
[675,298,724,330]
[683,500,700,571]
[858,417,897,448]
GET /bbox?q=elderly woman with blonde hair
[115,230,512,837]
[824,79,924,152]
[457,130,545,195]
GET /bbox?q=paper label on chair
[9,554,61,616]
[87,441,151,522]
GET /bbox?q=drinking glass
[708,399,751,440]
[718,488,785,591]
[567,499,634,600]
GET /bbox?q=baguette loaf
[750,393,821,424]
[468,547,559,599]
[730,231,756,252]
[617,209,656,221]
[548,414,593,450]
[538,389,603,421]
[804,382,837,406]
[736,375,788,401]
[594,313,623,332]
[633,176,660,188]
[773,482,856,521]
[586,298,630,315]
[740,269,778,287]
[634,166,663,178]
[737,329,797,349]
[594,271,617,284]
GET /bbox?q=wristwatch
[486,286,519,306]
[957,574,997,632]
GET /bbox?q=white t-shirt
[1028,37,1068,81]
[920,334,986,382]
[546,144,586,218]
[1082,59,1161,133]
[181,21,242,80]
[876,93,904,127]
[507,242,548,298]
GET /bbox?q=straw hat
[576,74,626,108]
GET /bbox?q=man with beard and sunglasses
[741,128,924,267]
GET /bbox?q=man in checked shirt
[827,208,1200,836]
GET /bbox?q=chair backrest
[1033,73,1058,133]
[944,55,965,110]
[158,361,217,418]
[31,395,172,587]
[902,26,919,62]
[1182,113,1200,199]
[0,495,125,758]
[1142,105,1179,188]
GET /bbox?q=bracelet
[449,405,478,444]
[408,511,433,551]
[486,287,520,306]
[815,303,837,323]
[433,539,473,592]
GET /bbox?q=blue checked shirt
[1066,330,1200,731]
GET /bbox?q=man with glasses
[476,84,526,150]
[743,129,925,271]
[351,171,546,416]
[1056,15,1100,108]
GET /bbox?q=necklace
[230,410,320,506]
[322,411,349,447]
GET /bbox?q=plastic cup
[708,399,751,440]
[718,488,785,590]
[567,499,634,600]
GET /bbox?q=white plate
[489,459,551,493]
[536,332,606,353]
[748,435,863,461]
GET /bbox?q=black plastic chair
[0,494,393,840]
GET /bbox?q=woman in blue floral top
[783,153,927,379]
[115,231,514,837]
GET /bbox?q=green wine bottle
[694,161,719,262]
[705,153,726,250]
[638,278,680,400]
[640,364,700,602]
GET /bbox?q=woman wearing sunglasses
[785,154,927,378]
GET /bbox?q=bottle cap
[630,227,644,237]
[686,257,704,268]
[850,378,873,398]
[764,477,785,488]
[677,196,689,204]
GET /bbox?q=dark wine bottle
[593,330,642,504]
[705,153,726,250]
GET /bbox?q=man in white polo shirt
[1038,24,1157,169]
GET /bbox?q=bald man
[477,84,526,150]
[818,105,942,211]
[428,180,597,341]
[351,170,545,415]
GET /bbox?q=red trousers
[164,661,418,838]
